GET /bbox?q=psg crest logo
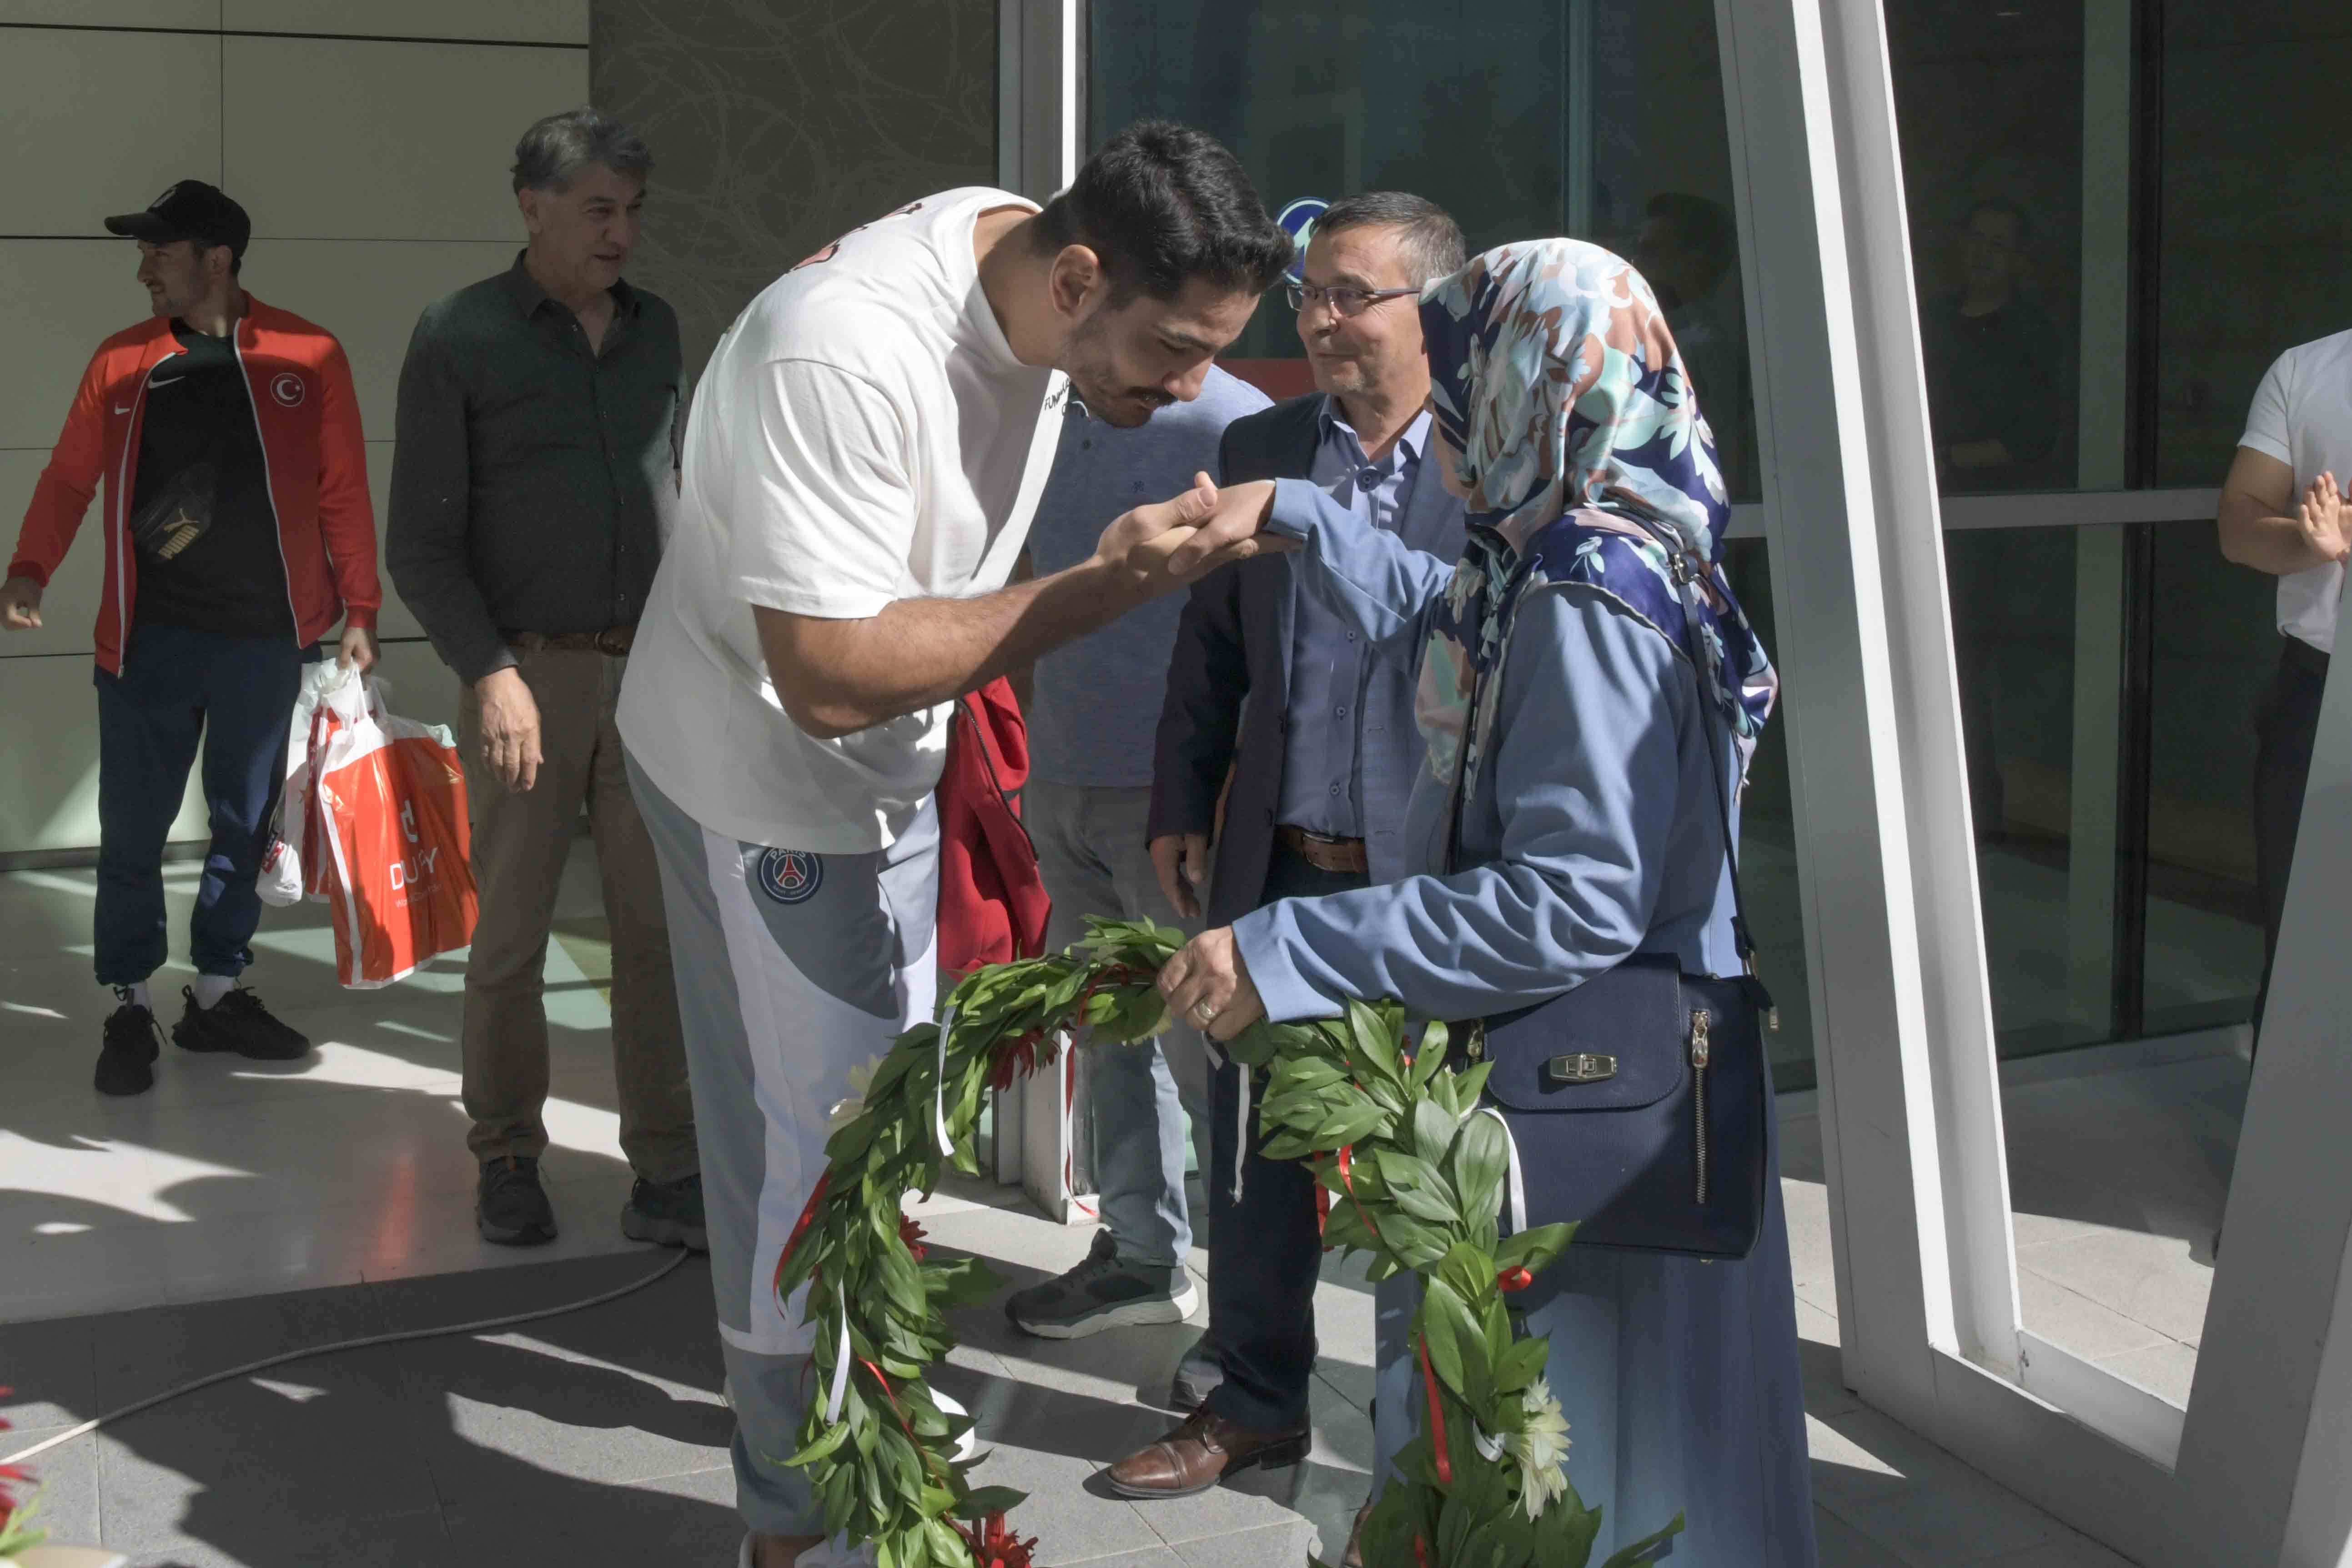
[757,847,823,905]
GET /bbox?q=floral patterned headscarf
[1414,239,1776,795]
[1423,238,1729,561]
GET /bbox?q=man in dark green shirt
[387,108,698,1253]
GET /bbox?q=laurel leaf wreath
[770,916,1682,1568]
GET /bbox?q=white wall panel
[0,27,223,236]
[0,4,217,30]
[248,240,518,439]
[0,653,209,854]
[0,240,160,452]
[0,449,104,660]
[225,35,586,242]
[223,0,586,45]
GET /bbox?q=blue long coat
[1231,479,1819,1567]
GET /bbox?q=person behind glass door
[1114,195,1469,1548]
[2217,327,2352,1032]
[1921,199,2063,493]
[1922,199,2063,840]
[386,109,703,1256]
[1148,237,1818,1567]
[0,179,378,1098]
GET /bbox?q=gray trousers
[1026,781,1210,1266]
[627,749,939,1539]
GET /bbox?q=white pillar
[2183,644,2352,1562]
[998,0,1087,1219]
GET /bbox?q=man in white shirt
[615,122,1292,1568]
[2217,327,2352,1025]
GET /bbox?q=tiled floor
[0,853,2190,1563]
[0,854,640,1325]
[0,1179,2148,1568]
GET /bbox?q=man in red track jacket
[0,180,380,1097]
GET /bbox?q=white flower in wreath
[827,1055,886,1130]
[1512,1377,1573,1520]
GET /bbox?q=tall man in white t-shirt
[2218,326,2352,1024]
[615,122,1292,1568]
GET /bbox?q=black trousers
[1202,844,1368,1431]
[2252,635,2329,1030]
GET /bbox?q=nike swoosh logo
[149,375,186,389]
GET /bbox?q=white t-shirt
[2239,327,2352,654]
[618,189,1067,850]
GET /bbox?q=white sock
[116,981,153,1012]
[191,974,236,1010]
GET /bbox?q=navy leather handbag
[1445,531,1774,1261]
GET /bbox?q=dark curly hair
[1032,120,1293,302]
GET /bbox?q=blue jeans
[1026,782,1210,1267]
[92,624,305,988]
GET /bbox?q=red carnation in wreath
[961,1510,1039,1568]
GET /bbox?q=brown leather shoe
[1102,1407,1311,1498]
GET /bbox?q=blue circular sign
[757,847,824,905]
[1277,197,1327,285]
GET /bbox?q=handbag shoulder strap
[1441,529,1773,1004]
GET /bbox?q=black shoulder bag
[1445,528,1774,1260]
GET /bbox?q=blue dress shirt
[1274,402,1434,837]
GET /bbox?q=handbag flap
[1475,954,1689,1113]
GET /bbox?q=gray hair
[511,107,652,194]
[1314,191,1467,286]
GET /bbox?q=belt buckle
[593,627,630,656]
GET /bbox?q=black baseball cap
[104,180,250,260]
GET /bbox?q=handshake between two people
[1089,475,1293,602]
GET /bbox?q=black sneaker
[95,995,163,1097]
[477,1155,558,1246]
[1005,1229,1199,1339]
[171,986,311,1060]
[621,1171,708,1251]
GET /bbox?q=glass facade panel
[1722,539,1813,1086]
[2154,4,2352,486]
[1087,0,1762,497]
[2144,520,2270,1033]
[1946,526,2119,1052]
[1887,4,2090,493]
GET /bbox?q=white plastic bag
[258,661,365,907]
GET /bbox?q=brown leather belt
[1275,824,1368,875]
[508,626,636,656]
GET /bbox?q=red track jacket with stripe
[8,295,380,673]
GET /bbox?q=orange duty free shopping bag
[309,675,478,988]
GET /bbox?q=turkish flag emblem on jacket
[936,677,1051,974]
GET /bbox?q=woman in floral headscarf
[1156,240,1816,1565]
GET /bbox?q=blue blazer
[1147,392,1468,926]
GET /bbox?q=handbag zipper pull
[1690,1009,1712,1205]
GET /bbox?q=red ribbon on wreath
[772,1170,833,1296]
[1418,1335,1454,1487]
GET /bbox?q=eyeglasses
[1286,281,1420,317]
